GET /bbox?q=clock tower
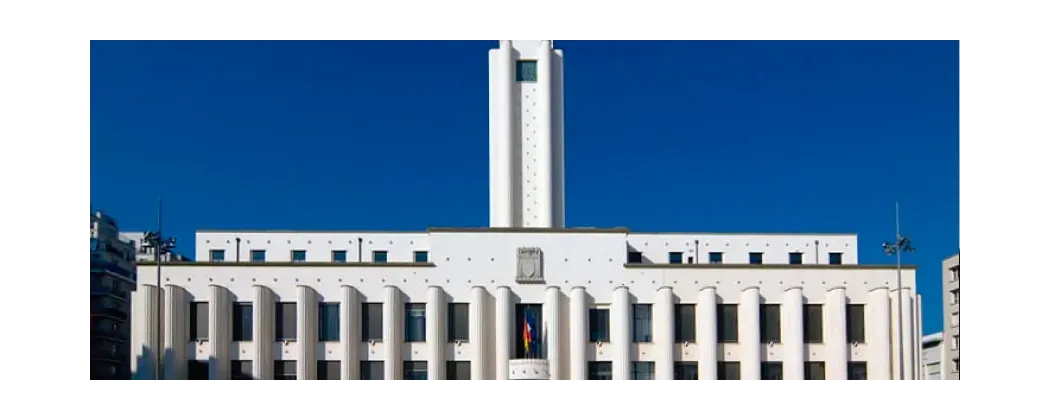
[488,40,566,229]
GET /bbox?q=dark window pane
[515,304,544,358]
[291,250,306,262]
[414,251,429,263]
[250,250,265,263]
[361,361,384,380]
[674,304,696,342]
[233,303,253,341]
[631,362,655,380]
[760,304,781,343]
[446,361,471,380]
[669,252,683,264]
[516,60,538,82]
[709,252,723,264]
[805,362,826,380]
[318,303,340,342]
[587,362,612,380]
[718,362,740,380]
[847,304,866,343]
[361,303,383,341]
[274,361,296,380]
[448,303,470,342]
[275,302,297,341]
[627,251,643,264]
[848,362,867,380]
[403,361,427,380]
[209,250,224,262]
[231,361,253,380]
[804,304,824,343]
[588,308,610,342]
[717,304,738,342]
[632,304,652,342]
[789,252,803,265]
[829,252,843,265]
[749,253,763,265]
[761,362,783,380]
[316,361,340,380]
[405,303,426,342]
[189,302,209,341]
[188,360,209,380]
[674,362,698,380]
[373,251,388,263]
[331,250,347,263]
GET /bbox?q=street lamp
[138,200,176,380]
[881,201,915,380]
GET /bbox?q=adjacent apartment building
[91,212,138,379]
[941,253,960,379]
[920,332,943,380]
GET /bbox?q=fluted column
[252,285,274,380]
[900,289,915,380]
[696,287,717,380]
[138,284,163,380]
[427,286,446,380]
[470,286,488,380]
[297,285,318,380]
[915,293,923,380]
[825,287,848,380]
[655,287,675,380]
[209,285,233,380]
[739,287,761,380]
[782,287,804,380]
[495,286,512,380]
[868,287,891,380]
[544,286,563,379]
[384,286,403,380]
[612,286,632,380]
[163,285,187,380]
[569,287,588,380]
[340,286,361,380]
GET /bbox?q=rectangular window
[632,304,653,342]
[446,361,471,380]
[761,362,783,380]
[789,252,803,265]
[804,304,824,343]
[589,308,610,342]
[587,361,612,380]
[848,362,868,380]
[316,361,340,380]
[674,304,696,342]
[318,302,340,342]
[516,60,538,82]
[331,250,347,263]
[188,360,209,380]
[627,251,643,264]
[362,303,383,341]
[209,250,224,262]
[717,304,739,342]
[373,250,388,263]
[447,303,470,342]
[631,362,655,380]
[275,302,297,341]
[951,313,959,327]
[952,335,959,350]
[274,361,296,380]
[405,303,426,342]
[847,304,865,343]
[760,304,781,343]
[231,360,253,380]
[413,251,429,263]
[709,252,723,264]
[950,290,959,305]
[291,250,306,262]
[361,361,384,380]
[189,302,209,341]
[403,361,427,380]
[515,304,544,358]
[718,362,741,380]
[749,252,763,265]
[668,252,683,264]
[233,303,253,341]
[250,250,265,263]
[687,256,694,264]
[829,252,843,265]
[674,362,698,380]
[805,362,826,380]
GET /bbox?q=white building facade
[128,40,922,380]
[921,332,943,380]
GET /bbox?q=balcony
[90,254,136,282]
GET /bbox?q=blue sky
[90,41,959,335]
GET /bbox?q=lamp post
[139,200,177,380]
[881,202,914,380]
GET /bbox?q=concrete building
[128,40,923,380]
[920,332,943,380]
[91,212,138,379]
[941,253,960,379]
[120,231,192,262]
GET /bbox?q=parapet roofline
[194,227,857,236]
[136,261,912,270]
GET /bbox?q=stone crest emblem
[516,247,544,284]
